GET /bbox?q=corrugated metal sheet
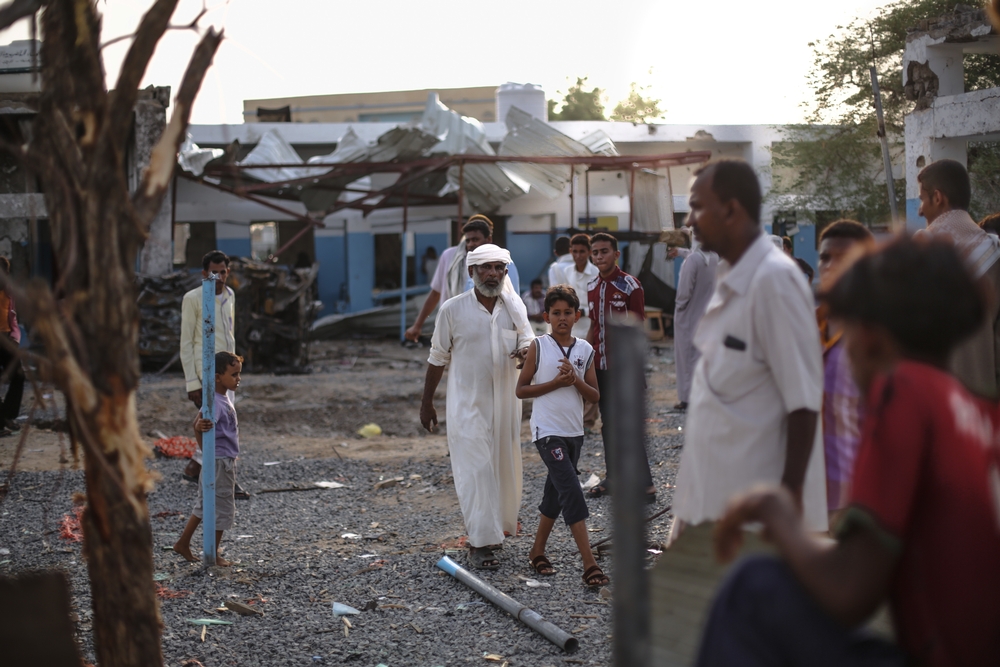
[579,129,619,157]
[498,107,595,199]
[632,168,674,232]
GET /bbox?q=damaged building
[176,84,815,334]
[903,4,1000,228]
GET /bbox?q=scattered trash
[263,461,281,466]
[339,442,349,448]
[524,579,550,588]
[369,521,379,528]
[59,506,84,542]
[154,436,197,459]
[152,572,171,581]
[236,535,254,540]
[314,481,346,489]
[456,601,488,611]
[483,654,504,662]
[580,473,601,491]
[312,657,324,663]
[599,587,613,600]
[409,474,422,480]
[156,584,191,599]
[152,510,184,518]
[225,600,263,616]
[186,618,233,625]
[340,533,361,539]
[0,548,9,555]
[373,476,404,490]
[357,423,382,438]
[647,548,663,555]
[332,602,361,617]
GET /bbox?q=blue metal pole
[399,190,409,342]
[201,276,217,566]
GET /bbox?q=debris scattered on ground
[314,481,346,489]
[373,476,403,490]
[154,436,197,459]
[332,602,361,617]
[136,271,200,369]
[156,583,191,599]
[58,506,83,542]
[224,600,263,616]
[357,423,382,438]
[186,618,233,626]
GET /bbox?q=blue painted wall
[508,233,555,286]
[217,238,251,261]
[794,225,817,271]
[906,198,925,231]
[415,232,448,285]
[346,231,375,312]
[315,235,346,314]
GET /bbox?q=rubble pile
[228,258,322,373]
[136,270,201,368]
[136,261,322,373]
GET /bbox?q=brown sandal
[583,564,609,588]
[529,554,556,576]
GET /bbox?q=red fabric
[586,266,645,370]
[849,361,1000,667]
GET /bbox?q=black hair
[820,219,875,243]
[202,250,230,271]
[463,214,493,239]
[216,351,244,373]
[554,236,571,255]
[570,233,591,249]
[782,236,793,252]
[917,159,971,211]
[695,159,762,223]
[980,212,1000,236]
[544,284,580,312]
[591,232,618,253]
[530,278,543,287]
[822,235,985,360]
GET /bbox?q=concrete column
[134,87,173,276]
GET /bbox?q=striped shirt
[587,267,644,370]
[822,338,864,511]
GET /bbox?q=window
[250,222,278,261]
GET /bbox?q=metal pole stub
[201,275,217,566]
[436,556,579,652]
[607,321,650,667]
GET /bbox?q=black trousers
[0,343,24,421]
[595,368,653,489]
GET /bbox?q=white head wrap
[466,244,533,343]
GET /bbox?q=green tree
[772,0,1000,224]
[610,78,664,124]
[547,77,606,121]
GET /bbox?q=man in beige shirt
[917,159,1000,398]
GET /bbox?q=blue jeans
[697,555,906,667]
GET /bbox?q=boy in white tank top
[515,285,608,588]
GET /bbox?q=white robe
[674,248,718,404]
[428,290,534,547]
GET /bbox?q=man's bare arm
[782,408,817,506]
[716,486,896,627]
[405,290,442,342]
[420,363,445,432]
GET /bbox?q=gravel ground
[0,348,684,666]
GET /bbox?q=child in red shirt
[697,236,1000,667]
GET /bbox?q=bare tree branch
[132,26,222,225]
[100,4,208,51]
[0,0,42,34]
[104,0,179,151]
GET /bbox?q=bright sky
[0,0,897,126]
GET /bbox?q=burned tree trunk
[0,1,222,664]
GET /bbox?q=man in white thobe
[671,243,718,410]
[420,244,534,569]
[671,160,827,540]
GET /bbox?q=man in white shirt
[179,250,243,495]
[547,236,573,287]
[404,215,520,342]
[420,244,534,569]
[561,234,600,338]
[671,160,827,537]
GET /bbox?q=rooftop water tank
[496,82,546,124]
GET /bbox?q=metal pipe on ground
[608,321,650,667]
[435,556,578,652]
